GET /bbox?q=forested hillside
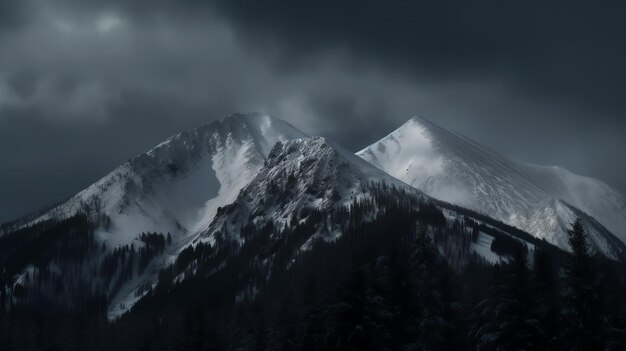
[1,185,625,350]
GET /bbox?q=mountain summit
[4,113,308,246]
[0,113,309,317]
[200,136,414,247]
[357,116,626,256]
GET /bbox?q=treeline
[0,215,106,313]
[0,216,173,315]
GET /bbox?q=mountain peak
[202,135,413,246]
[7,113,308,237]
[407,114,435,127]
[357,115,626,256]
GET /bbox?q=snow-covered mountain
[357,116,626,257]
[2,112,624,321]
[4,113,307,247]
[167,135,570,307]
[0,113,309,318]
[199,136,414,247]
[111,136,418,317]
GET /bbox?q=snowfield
[357,116,626,257]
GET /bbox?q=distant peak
[405,115,447,131]
[408,115,431,124]
[380,116,448,143]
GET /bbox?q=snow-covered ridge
[4,113,307,318]
[357,116,626,257]
[202,136,414,245]
[0,113,309,318]
[4,113,307,244]
[112,134,411,318]
[3,112,625,319]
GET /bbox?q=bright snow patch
[357,116,626,257]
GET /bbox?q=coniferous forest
[1,185,626,350]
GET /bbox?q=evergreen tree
[411,225,448,349]
[532,248,560,349]
[498,247,541,350]
[325,269,371,350]
[562,219,604,350]
[471,246,541,350]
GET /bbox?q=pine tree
[562,219,604,350]
[470,245,542,350]
[533,248,560,349]
[411,225,447,349]
[499,247,541,349]
[325,269,371,350]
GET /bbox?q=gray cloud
[0,0,28,32]
[1,0,625,223]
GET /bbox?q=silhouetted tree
[562,219,604,350]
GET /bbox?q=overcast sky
[1,0,625,223]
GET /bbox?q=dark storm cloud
[0,0,28,31]
[1,0,625,222]
[213,0,626,109]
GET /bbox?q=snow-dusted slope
[6,113,307,247]
[111,136,412,318]
[1,113,309,318]
[357,116,626,257]
[201,136,414,245]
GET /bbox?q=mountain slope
[3,113,307,247]
[109,136,420,317]
[192,135,565,273]
[0,113,309,318]
[139,136,569,325]
[2,112,623,323]
[199,136,414,246]
[357,116,626,257]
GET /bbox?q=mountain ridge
[2,112,624,321]
[357,115,626,256]
[2,113,308,241]
[198,136,416,246]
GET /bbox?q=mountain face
[199,136,414,247]
[185,135,571,280]
[3,113,307,247]
[157,135,554,315]
[0,113,308,317]
[3,113,626,350]
[357,116,626,257]
[0,131,423,319]
[1,112,624,324]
